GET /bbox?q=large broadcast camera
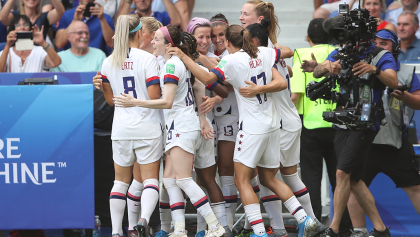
[306,2,379,129]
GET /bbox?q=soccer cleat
[267,228,288,237]
[112,234,123,237]
[128,230,139,237]
[205,224,226,237]
[319,227,339,237]
[235,228,254,237]
[313,218,324,233]
[196,230,206,237]
[297,216,317,237]
[249,233,269,237]
[224,226,234,237]
[155,230,169,237]
[168,231,188,237]
[369,227,391,237]
[350,230,369,237]
[135,218,149,237]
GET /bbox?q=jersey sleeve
[206,81,219,91]
[290,50,306,94]
[409,73,420,93]
[144,55,160,87]
[274,48,281,64]
[326,49,339,62]
[376,52,397,72]
[163,61,181,85]
[210,56,236,83]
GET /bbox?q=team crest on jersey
[217,60,227,69]
[280,59,286,68]
[166,64,175,74]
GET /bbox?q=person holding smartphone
[0,15,61,72]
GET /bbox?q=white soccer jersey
[211,47,281,134]
[101,47,162,140]
[159,55,200,132]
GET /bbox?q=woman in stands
[364,0,396,31]
[0,0,64,40]
[99,14,163,237]
[0,15,61,72]
[113,24,226,237]
[167,23,317,237]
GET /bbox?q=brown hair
[246,0,279,44]
[226,25,258,59]
[164,25,196,85]
[362,0,387,15]
[19,0,42,20]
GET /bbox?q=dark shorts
[334,128,378,182]
[363,138,420,188]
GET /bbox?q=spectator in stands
[313,0,359,19]
[291,18,353,237]
[119,0,180,27]
[364,0,396,32]
[397,11,420,61]
[50,21,105,72]
[10,0,53,13]
[100,0,124,20]
[54,0,114,55]
[152,0,189,31]
[0,15,61,72]
[0,0,65,40]
[385,0,420,37]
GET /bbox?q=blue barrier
[0,84,94,229]
[0,72,96,86]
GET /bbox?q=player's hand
[200,96,215,114]
[209,56,220,65]
[74,4,85,21]
[352,62,376,77]
[167,46,186,59]
[301,53,318,73]
[113,93,137,107]
[200,120,215,140]
[239,80,260,97]
[327,59,342,75]
[93,71,103,91]
[92,2,104,20]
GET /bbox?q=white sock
[159,182,172,233]
[176,177,219,229]
[282,172,317,220]
[220,176,237,229]
[260,184,284,230]
[110,180,129,235]
[140,179,159,223]
[163,178,185,234]
[244,176,261,230]
[197,186,209,232]
[354,227,368,233]
[244,203,265,236]
[211,201,228,227]
[284,196,307,224]
[127,179,143,231]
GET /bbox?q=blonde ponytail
[246,0,280,44]
[110,14,140,67]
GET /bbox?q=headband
[160,26,175,46]
[129,21,142,33]
[211,21,228,25]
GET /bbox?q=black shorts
[334,128,378,182]
[363,138,420,188]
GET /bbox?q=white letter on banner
[7,138,21,158]
[13,163,18,183]
[21,163,41,185]
[0,139,4,158]
[0,163,10,183]
[42,163,56,183]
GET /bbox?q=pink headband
[187,17,211,34]
[211,21,228,25]
[160,26,174,46]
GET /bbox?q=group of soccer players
[92,1,323,237]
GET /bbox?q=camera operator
[313,15,398,237]
[346,29,420,237]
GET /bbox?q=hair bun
[260,18,271,29]
[240,29,244,36]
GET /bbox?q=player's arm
[113,83,177,109]
[103,82,114,106]
[274,43,293,59]
[239,67,287,97]
[196,54,218,70]
[147,84,161,100]
[209,83,229,98]
[193,80,215,140]
[167,47,219,85]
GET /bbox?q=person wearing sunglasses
[50,20,105,72]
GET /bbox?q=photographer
[312,14,398,237]
[0,15,61,72]
[346,29,420,237]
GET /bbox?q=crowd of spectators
[0,0,195,72]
